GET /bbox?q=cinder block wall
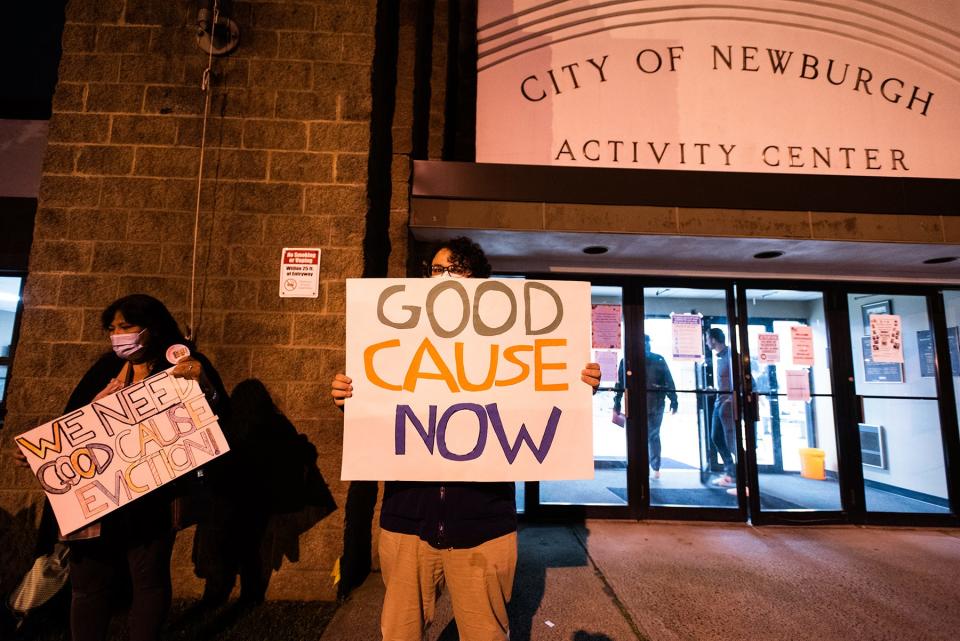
[0,0,395,601]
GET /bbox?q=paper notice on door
[595,349,619,383]
[786,369,811,402]
[790,326,815,365]
[870,314,904,363]
[757,333,781,364]
[591,304,622,349]
[671,313,704,361]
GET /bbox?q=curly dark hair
[101,294,192,361]
[429,236,491,278]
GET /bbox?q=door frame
[517,273,960,527]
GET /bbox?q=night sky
[0,1,67,120]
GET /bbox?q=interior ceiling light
[583,246,609,255]
[922,256,958,264]
[753,251,784,259]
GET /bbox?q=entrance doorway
[522,278,960,525]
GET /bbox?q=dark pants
[710,400,736,477]
[647,395,666,471]
[68,529,175,641]
[195,505,270,605]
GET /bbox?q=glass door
[845,293,951,514]
[740,289,843,514]
[534,285,630,514]
[644,286,741,513]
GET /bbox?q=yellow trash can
[799,447,826,480]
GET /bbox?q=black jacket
[380,480,517,549]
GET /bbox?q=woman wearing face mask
[59,294,229,641]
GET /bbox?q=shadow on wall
[191,379,337,608]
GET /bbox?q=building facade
[1,0,958,602]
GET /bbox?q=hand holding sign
[330,373,353,408]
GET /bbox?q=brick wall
[0,0,387,601]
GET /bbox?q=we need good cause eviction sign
[343,278,593,481]
[15,369,228,535]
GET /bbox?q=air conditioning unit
[858,423,886,469]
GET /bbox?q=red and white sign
[279,247,321,299]
[757,332,781,363]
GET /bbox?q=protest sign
[342,278,593,481]
[15,369,228,535]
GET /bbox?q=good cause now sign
[342,278,593,481]
[15,369,228,535]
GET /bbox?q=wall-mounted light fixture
[197,0,240,56]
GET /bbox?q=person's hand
[172,358,202,380]
[331,373,353,408]
[669,401,679,415]
[93,378,124,401]
[11,447,31,468]
[581,362,601,389]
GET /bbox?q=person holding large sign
[15,294,229,641]
[331,237,600,641]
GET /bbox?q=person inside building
[707,327,736,488]
[611,335,678,479]
[18,294,229,641]
[330,237,601,641]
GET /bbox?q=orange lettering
[534,338,568,391]
[364,339,403,391]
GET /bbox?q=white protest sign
[671,313,704,361]
[279,247,321,298]
[791,326,815,366]
[757,333,781,364]
[15,369,228,535]
[342,278,593,481]
[870,314,904,363]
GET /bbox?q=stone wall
[0,0,392,601]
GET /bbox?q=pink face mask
[110,329,147,361]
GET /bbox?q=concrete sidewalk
[320,521,960,641]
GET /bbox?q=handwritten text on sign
[15,369,228,535]
[343,279,593,481]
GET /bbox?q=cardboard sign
[342,278,593,481]
[279,247,321,298]
[15,369,228,535]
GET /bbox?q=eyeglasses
[428,264,470,278]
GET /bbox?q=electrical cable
[187,0,220,340]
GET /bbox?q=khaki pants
[379,530,517,641]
